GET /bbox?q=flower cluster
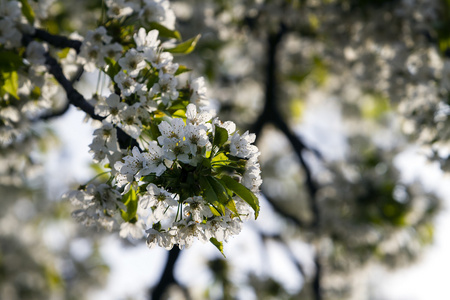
[61,3,261,252]
[111,103,261,249]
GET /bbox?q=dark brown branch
[251,24,323,300]
[33,28,82,53]
[150,247,191,300]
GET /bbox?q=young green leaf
[213,126,229,150]
[1,71,19,100]
[199,176,225,215]
[174,65,192,76]
[104,57,121,80]
[165,35,201,54]
[220,175,260,219]
[206,176,230,205]
[57,48,71,59]
[210,237,226,258]
[121,187,138,222]
[0,51,24,71]
[150,22,182,40]
[19,0,35,24]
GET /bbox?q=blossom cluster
[59,3,261,251]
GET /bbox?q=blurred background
[1,0,450,299]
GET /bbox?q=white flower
[146,141,169,176]
[184,196,213,223]
[150,51,174,70]
[0,18,21,49]
[242,156,262,193]
[85,26,112,45]
[160,61,179,75]
[186,103,212,127]
[190,77,209,107]
[175,220,208,248]
[102,42,123,61]
[230,131,259,158]
[78,43,105,72]
[140,0,166,24]
[146,228,176,250]
[0,1,22,21]
[157,119,185,146]
[114,71,143,96]
[66,184,125,230]
[139,0,175,30]
[95,93,127,124]
[26,41,46,65]
[138,183,177,223]
[183,124,211,157]
[119,105,142,139]
[106,0,135,19]
[120,220,146,239]
[204,218,229,242]
[134,28,160,61]
[89,121,119,163]
[213,119,236,135]
[118,49,147,78]
[114,146,151,184]
[156,73,179,105]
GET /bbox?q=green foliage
[19,0,35,24]
[210,237,226,257]
[0,50,24,100]
[174,65,192,76]
[166,35,201,54]
[220,175,260,219]
[121,187,138,222]
[104,57,121,80]
[149,22,181,40]
[1,70,19,100]
[213,126,229,151]
[199,175,226,216]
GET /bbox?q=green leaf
[57,47,71,59]
[1,71,19,100]
[150,22,181,40]
[174,65,192,76]
[171,109,186,119]
[0,50,24,71]
[210,237,226,258]
[213,126,229,150]
[19,0,35,24]
[206,176,230,205]
[199,176,225,216]
[121,187,138,222]
[220,175,260,219]
[104,57,121,80]
[165,35,201,54]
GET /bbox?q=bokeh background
[2,0,450,299]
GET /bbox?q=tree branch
[33,28,82,53]
[150,247,191,300]
[250,24,323,300]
